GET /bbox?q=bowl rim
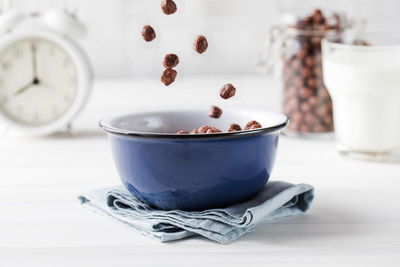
[99,109,289,139]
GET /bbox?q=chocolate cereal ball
[193,35,208,54]
[141,25,156,42]
[163,54,179,68]
[209,106,222,118]
[227,124,242,132]
[161,68,177,86]
[220,83,236,99]
[161,0,177,15]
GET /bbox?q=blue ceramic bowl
[100,109,288,211]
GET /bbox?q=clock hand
[16,43,41,98]
[13,78,40,97]
[13,82,34,97]
[31,42,39,81]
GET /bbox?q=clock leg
[66,123,74,136]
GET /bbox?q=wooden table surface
[1,76,400,266]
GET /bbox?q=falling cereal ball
[219,83,236,99]
[141,25,156,42]
[161,0,177,15]
[193,35,208,54]
[163,54,180,68]
[161,68,177,86]
[208,106,222,118]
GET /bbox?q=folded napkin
[78,181,314,244]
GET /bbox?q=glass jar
[258,10,352,139]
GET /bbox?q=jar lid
[280,11,352,36]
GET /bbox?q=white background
[5,0,400,78]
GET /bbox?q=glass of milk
[322,37,400,161]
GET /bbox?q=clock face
[0,37,78,126]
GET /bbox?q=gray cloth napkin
[78,181,314,244]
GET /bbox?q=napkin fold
[78,181,314,244]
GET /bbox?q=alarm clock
[0,7,92,136]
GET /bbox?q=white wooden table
[1,76,400,266]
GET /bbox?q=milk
[323,48,400,152]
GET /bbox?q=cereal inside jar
[259,9,349,139]
[282,9,344,137]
